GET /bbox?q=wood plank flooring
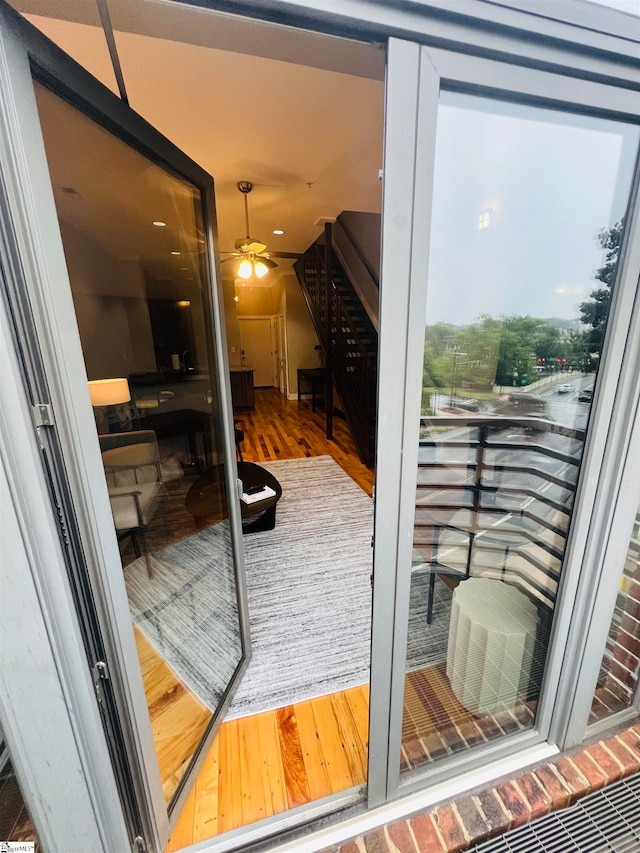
[235,388,375,496]
[166,684,370,850]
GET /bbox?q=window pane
[591,503,640,722]
[402,92,639,775]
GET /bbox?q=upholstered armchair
[99,430,165,576]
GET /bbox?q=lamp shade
[88,378,131,407]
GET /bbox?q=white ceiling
[11,0,385,285]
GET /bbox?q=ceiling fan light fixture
[254,259,269,278]
[237,259,253,279]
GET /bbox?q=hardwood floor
[166,684,370,850]
[235,388,375,496]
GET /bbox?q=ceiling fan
[221,181,301,279]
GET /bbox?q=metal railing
[415,415,585,619]
[294,238,377,466]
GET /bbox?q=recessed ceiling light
[273,229,285,235]
[177,300,191,307]
[171,251,181,256]
[152,220,166,227]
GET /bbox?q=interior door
[239,317,276,386]
[0,7,249,849]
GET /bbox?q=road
[431,373,594,430]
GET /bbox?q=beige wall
[283,274,321,397]
[62,221,156,379]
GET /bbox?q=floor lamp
[88,378,131,433]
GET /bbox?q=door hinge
[134,836,148,853]
[33,402,55,428]
[92,660,110,705]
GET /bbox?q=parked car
[494,392,547,417]
[578,388,593,402]
[557,383,574,394]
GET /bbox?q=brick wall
[324,723,640,853]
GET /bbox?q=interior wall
[283,274,321,397]
[62,221,156,378]
[222,279,241,367]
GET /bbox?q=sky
[425,92,639,326]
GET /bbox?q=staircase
[293,216,379,468]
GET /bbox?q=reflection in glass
[34,83,243,805]
[402,93,639,774]
[591,503,640,722]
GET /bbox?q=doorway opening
[17,0,384,845]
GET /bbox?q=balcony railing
[414,415,584,619]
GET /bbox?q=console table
[297,367,326,412]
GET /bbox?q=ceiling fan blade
[235,237,267,254]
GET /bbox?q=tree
[579,218,624,359]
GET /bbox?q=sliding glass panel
[590,502,640,722]
[402,92,639,774]
[33,82,243,806]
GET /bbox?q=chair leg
[427,571,436,624]
[133,529,153,579]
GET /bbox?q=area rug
[228,455,374,718]
[125,455,453,718]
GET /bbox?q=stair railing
[294,230,377,467]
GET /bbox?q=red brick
[475,790,511,837]
[617,629,640,660]
[338,842,360,853]
[433,804,467,851]
[551,757,589,802]
[404,737,429,767]
[570,751,607,791]
[533,764,571,810]
[621,614,640,637]
[585,742,625,784]
[625,598,640,621]
[612,646,640,673]
[495,781,530,829]
[454,797,492,846]
[514,773,552,820]
[410,813,445,852]
[421,732,449,761]
[609,660,637,689]
[617,726,640,760]
[387,821,418,853]
[606,735,640,774]
[363,828,389,853]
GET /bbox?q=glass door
[371,38,640,804]
[0,6,249,848]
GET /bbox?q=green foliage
[578,218,624,358]
[424,314,569,392]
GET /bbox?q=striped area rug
[228,455,374,718]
